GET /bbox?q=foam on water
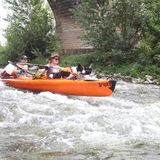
[0,80,160,159]
[0,80,6,88]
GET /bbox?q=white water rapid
[0,80,160,160]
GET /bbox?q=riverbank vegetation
[0,0,59,65]
[61,53,160,82]
[0,0,160,82]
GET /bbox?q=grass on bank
[61,53,160,81]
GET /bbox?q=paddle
[18,62,47,68]
[17,62,92,74]
[17,62,62,70]
[7,62,92,80]
[8,61,34,75]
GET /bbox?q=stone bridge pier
[47,0,92,54]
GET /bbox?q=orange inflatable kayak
[1,78,116,96]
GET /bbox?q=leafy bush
[61,53,160,80]
[3,0,59,62]
[75,0,148,53]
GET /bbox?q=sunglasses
[53,58,59,61]
[21,58,28,60]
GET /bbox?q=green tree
[4,0,59,62]
[75,0,149,63]
[0,44,7,65]
[137,0,160,65]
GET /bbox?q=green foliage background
[0,0,59,65]
[0,0,159,79]
[74,0,160,67]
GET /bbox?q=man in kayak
[16,55,30,76]
[0,55,28,78]
[1,55,37,78]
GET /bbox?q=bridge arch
[47,0,92,54]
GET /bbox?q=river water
[0,80,160,160]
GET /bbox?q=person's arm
[29,65,39,71]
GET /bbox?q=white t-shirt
[46,64,61,73]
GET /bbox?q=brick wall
[47,0,93,54]
[56,17,92,54]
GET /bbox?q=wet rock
[124,76,132,82]
[153,79,160,85]
[145,75,154,83]
[143,81,150,84]
[95,71,160,85]
[132,78,144,84]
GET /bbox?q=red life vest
[1,70,17,77]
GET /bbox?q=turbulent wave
[0,80,160,160]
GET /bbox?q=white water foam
[0,81,160,159]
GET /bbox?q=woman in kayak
[44,53,87,79]
[33,52,62,79]
[45,53,81,79]
[45,53,62,78]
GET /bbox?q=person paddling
[45,52,79,79]
[32,52,62,79]
[33,52,92,79]
[44,52,86,79]
[1,55,37,78]
[0,55,29,78]
[16,55,29,76]
[46,52,62,78]
[16,55,40,77]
